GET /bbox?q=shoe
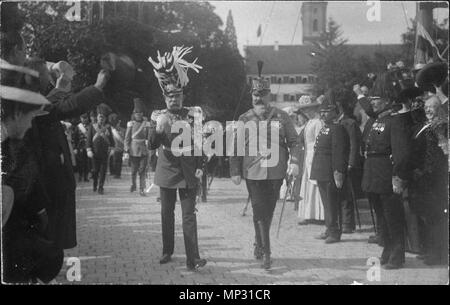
[297,220,309,225]
[140,190,146,197]
[383,263,403,270]
[262,254,271,270]
[187,258,207,271]
[93,185,97,192]
[130,185,136,192]
[98,188,104,195]
[159,254,172,264]
[315,232,329,240]
[424,256,443,266]
[342,227,354,234]
[253,244,264,260]
[368,235,379,244]
[325,236,341,244]
[416,254,427,260]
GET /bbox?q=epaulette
[127,121,133,128]
[150,109,167,122]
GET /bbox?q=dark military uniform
[149,107,204,268]
[362,107,410,267]
[87,120,115,194]
[336,113,362,231]
[74,121,91,182]
[310,121,349,240]
[230,105,300,263]
[124,119,151,192]
[110,124,125,178]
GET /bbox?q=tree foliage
[18,1,247,123]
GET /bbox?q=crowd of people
[282,62,449,269]
[1,3,448,285]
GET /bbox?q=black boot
[253,220,263,260]
[258,220,271,270]
[93,180,98,192]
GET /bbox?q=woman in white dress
[297,97,324,224]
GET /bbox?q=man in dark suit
[148,46,207,271]
[24,58,109,251]
[311,103,350,244]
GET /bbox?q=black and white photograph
[1,0,448,291]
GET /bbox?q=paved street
[56,169,448,285]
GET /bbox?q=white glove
[87,150,94,158]
[123,153,129,161]
[195,169,203,179]
[231,175,241,185]
[287,164,299,177]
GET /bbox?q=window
[296,94,302,101]
[290,77,295,84]
[296,76,302,84]
[308,75,315,83]
[271,76,277,83]
[290,95,295,101]
[278,77,282,84]
[283,94,290,102]
[313,19,318,32]
[283,76,289,83]
[302,78,308,84]
[270,94,277,102]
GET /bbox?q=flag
[256,24,262,38]
[415,22,444,66]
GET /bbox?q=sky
[210,1,449,55]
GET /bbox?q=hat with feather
[251,60,270,96]
[148,46,202,96]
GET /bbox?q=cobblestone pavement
[56,169,448,285]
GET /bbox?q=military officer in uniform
[124,98,151,196]
[229,61,300,270]
[74,113,91,182]
[361,73,410,269]
[148,46,207,271]
[311,103,350,243]
[86,103,115,195]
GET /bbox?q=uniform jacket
[112,125,126,152]
[73,122,90,151]
[149,108,203,189]
[86,123,114,158]
[361,109,411,194]
[336,114,362,169]
[124,120,151,157]
[310,122,349,182]
[25,85,104,249]
[229,106,300,180]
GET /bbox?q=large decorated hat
[0,58,50,107]
[148,46,202,96]
[251,60,270,96]
[416,62,448,89]
[297,95,321,109]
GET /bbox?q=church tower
[301,1,327,45]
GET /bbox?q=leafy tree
[224,10,238,52]
[311,18,355,94]
[18,1,247,123]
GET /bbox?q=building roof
[245,44,403,75]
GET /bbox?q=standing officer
[362,73,410,269]
[229,61,300,270]
[87,103,114,195]
[148,46,206,271]
[74,113,91,182]
[311,103,350,243]
[333,88,362,234]
[109,113,125,179]
[124,98,150,196]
